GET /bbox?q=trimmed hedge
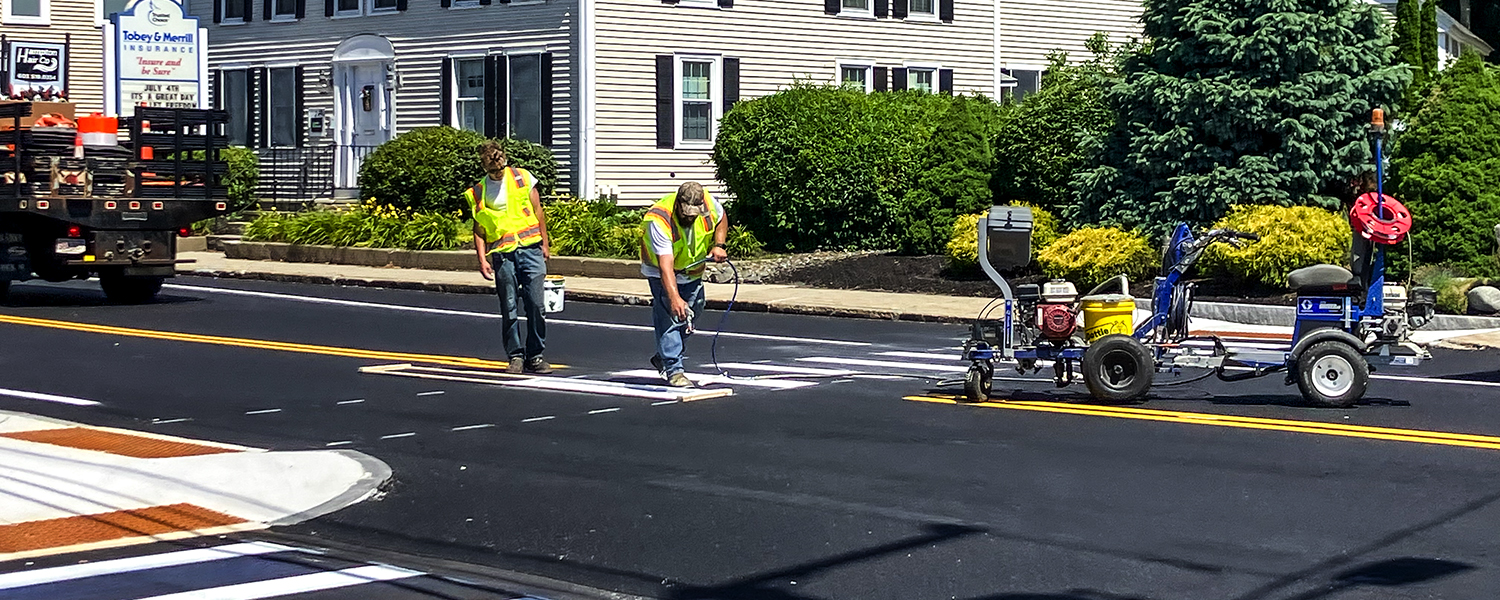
[1036,226,1158,288]
[1200,205,1351,288]
[359,127,558,215]
[714,84,1002,253]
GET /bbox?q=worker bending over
[642,182,729,387]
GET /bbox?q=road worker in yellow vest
[642,181,729,387]
[469,141,553,374]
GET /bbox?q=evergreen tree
[1071,0,1408,231]
[1390,52,1500,276]
[1396,0,1425,87]
[1421,0,1439,72]
[895,95,996,254]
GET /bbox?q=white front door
[334,61,393,189]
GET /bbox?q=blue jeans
[492,244,547,359]
[648,277,706,375]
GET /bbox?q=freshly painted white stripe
[134,564,424,600]
[152,418,191,425]
[450,423,494,431]
[588,407,621,414]
[416,391,445,397]
[798,357,968,374]
[612,370,818,390]
[379,432,416,440]
[873,351,965,362]
[651,400,679,406]
[360,364,734,401]
[335,399,365,405]
[243,409,281,415]
[167,284,870,346]
[521,416,555,423]
[325,441,353,446]
[1372,374,1500,388]
[0,542,298,590]
[0,387,100,407]
[712,362,857,376]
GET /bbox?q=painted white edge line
[134,564,425,600]
[0,542,298,590]
[798,357,969,374]
[1372,374,1500,388]
[521,416,555,423]
[588,407,621,414]
[0,387,100,407]
[166,284,870,347]
[450,423,495,431]
[712,362,857,376]
[873,351,965,362]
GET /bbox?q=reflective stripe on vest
[469,167,543,254]
[640,192,717,279]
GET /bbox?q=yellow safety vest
[465,167,543,254]
[640,192,719,280]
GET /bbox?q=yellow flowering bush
[1036,226,1158,287]
[1200,205,1349,288]
[945,203,1060,272]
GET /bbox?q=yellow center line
[0,313,560,371]
[906,395,1500,452]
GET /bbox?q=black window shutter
[441,0,450,6]
[872,66,887,92]
[891,0,906,18]
[938,69,953,94]
[661,0,678,5]
[718,0,732,8]
[440,57,452,127]
[397,0,408,10]
[722,57,739,113]
[892,68,907,91]
[294,65,306,147]
[485,55,507,138]
[874,0,887,18]
[500,0,511,6]
[214,0,222,23]
[244,0,254,20]
[540,53,554,146]
[242,70,255,144]
[824,0,839,14]
[263,0,271,20]
[655,54,673,149]
[295,0,305,18]
[325,0,334,16]
[939,0,952,21]
[210,70,222,110]
[479,0,491,5]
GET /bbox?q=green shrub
[945,203,1060,271]
[1036,226,1158,288]
[894,95,996,255]
[1391,52,1500,278]
[241,203,471,251]
[544,198,645,259]
[724,225,766,259]
[1200,205,1351,288]
[714,84,1002,253]
[359,127,558,215]
[172,147,259,212]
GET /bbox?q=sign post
[107,0,207,118]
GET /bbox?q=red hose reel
[1350,192,1412,245]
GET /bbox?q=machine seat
[1288,264,1363,296]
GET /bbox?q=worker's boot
[667,372,694,388]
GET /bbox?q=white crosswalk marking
[611,370,818,390]
[0,542,295,590]
[798,357,969,374]
[133,564,425,600]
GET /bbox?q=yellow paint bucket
[1081,294,1135,342]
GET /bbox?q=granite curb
[221,240,643,279]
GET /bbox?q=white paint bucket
[543,275,565,313]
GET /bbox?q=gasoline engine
[1014,279,1082,347]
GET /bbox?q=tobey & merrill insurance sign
[107,0,206,117]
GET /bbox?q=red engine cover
[1037,303,1077,340]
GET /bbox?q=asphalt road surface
[2,277,1500,600]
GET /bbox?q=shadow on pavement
[2,283,200,308]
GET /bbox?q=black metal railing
[248,144,381,209]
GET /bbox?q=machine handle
[1228,230,1261,242]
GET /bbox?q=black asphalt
[2,277,1499,599]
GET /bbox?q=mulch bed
[758,252,1298,305]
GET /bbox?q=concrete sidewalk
[175,252,1500,349]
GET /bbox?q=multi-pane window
[509,54,544,144]
[273,0,297,17]
[222,0,245,20]
[909,0,934,15]
[454,59,484,133]
[372,0,399,11]
[909,68,934,93]
[840,0,866,9]
[8,0,44,19]
[680,60,713,142]
[222,70,249,147]
[269,68,298,147]
[336,0,360,13]
[840,65,869,92]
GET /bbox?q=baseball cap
[677,192,707,217]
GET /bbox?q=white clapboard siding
[0,1,107,114]
[593,0,996,204]
[188,0,576,193]
[997,0,1143,69]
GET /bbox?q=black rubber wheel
[1295,341,1368,408]
[99,274,164,304]
[964,363,992,402]
[1082,334,1155,403]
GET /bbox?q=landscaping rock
[1467,286,1500,315]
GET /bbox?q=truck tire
[1295,340,1368,408]
[0,279,9,302]
[1082,334,1154,403]
[99,274,164,304]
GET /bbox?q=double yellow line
[0,313,512,370]
[907,395,1500,452]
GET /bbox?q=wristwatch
[713,242,728,249]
